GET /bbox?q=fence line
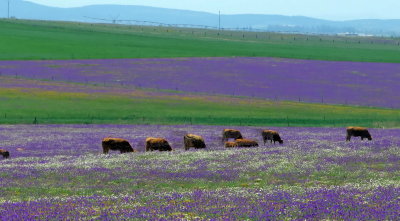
[0,114,398,128]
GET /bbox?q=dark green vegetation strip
[1,19,400,62]
[0,87,399,127]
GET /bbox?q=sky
[25,0,400,21]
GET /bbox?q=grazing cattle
[224,141,237,148]
[235,139,259,147]
[146,137,172,151]
[184,134,206,150]
[222,129,243,142]
[0,149,10,159]
[102,138,135,154]
[346,127,372,141]
[261,130,283,144]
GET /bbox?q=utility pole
[218,10,221,30]
[8,0,10,19]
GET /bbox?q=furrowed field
[1,125,400,220]
[1,19,400,220]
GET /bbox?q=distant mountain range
[2,0,400,36]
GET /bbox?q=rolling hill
[2,0,400,36]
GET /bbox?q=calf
[235,139,259,147]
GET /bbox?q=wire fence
[1,113,399,128]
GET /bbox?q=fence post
[33,117,38,124]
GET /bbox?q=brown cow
[0,149,10,159]
[184,134,206,150]
[224,141,237,148]
[146,137,172,151]
[262,130,283,144]
[346,127,372,141]
[222,129,243,142]
[235,139,259,147]
[102,138,135,154]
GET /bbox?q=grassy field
[1,19,400,62]
[2,18,400,220]
[0,81,399,127]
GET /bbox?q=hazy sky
[25,0,399,20]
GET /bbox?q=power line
[83,16,321,35]
[83,16,219,30]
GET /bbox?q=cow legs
[184,138,189,150]
[103,147,109,154]
[346,135,351,141]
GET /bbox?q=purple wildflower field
[1,57,399,108]
[1,124,400,220]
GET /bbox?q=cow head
[367,132,372,140]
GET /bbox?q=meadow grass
[0,87,398,127]
[2,131,400,201]
[1,19,400,62]
[1,125,399,219]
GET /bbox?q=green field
[1,83,399,127]
[1,19,399,127]
[1,19,400,62]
